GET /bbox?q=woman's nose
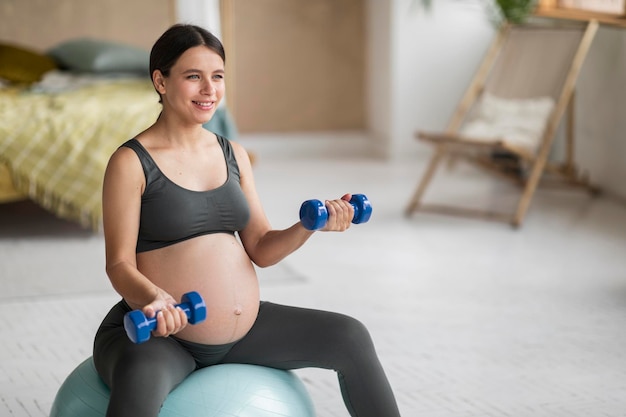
[201,80,216,95]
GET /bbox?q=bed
[0,70,161,230]
[0,1,237,231]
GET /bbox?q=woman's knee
[326,314,376,358]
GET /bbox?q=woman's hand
[142,289,189,339]
[321,194,354,232]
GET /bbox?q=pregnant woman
[93,23,401,417]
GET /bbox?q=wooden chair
[405,20,599,227]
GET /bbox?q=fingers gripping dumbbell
[123,291,207,344]
[299,194,373,231]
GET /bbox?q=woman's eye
[187,74,200,80]
[212,74,224,80]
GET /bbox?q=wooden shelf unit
[536,0,626,27]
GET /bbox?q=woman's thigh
[221,301,376,370]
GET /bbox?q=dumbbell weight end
[299,199,328,231]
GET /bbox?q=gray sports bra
[121,136,250,253]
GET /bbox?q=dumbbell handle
[299,194,372,231]
[123,291,207,344]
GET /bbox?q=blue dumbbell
[299,194,373,231]
[123,291,207,344]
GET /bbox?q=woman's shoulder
[224,138,252,167]
[105,140,144,178]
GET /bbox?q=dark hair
[150,24,225,78]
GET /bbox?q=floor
[1,132,626,417]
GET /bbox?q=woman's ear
[152,70,166,95]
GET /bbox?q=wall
[0,0,174,50]
[229,0,366,133]
[575,26,626,198]
[365,0,496,158]
[365,0,394,157]
[371,0,495,159]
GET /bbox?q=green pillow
[0,43,57,83]
[48,38,149,74]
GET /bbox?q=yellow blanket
[0,80,161,231]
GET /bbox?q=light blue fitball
[50,357,315,417]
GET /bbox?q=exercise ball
[50,357,315,417]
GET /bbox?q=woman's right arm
[102,147,186,335]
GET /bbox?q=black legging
[93,300,401,417]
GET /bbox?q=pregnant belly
[137,233,261,345]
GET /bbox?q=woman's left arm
[232,141,353,267]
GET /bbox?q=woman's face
[154,45,225,125]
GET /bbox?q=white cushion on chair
[461,93,555,154]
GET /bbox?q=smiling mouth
[193,101,214,109]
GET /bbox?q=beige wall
[0,0,175,51]
[228,0,366,132]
